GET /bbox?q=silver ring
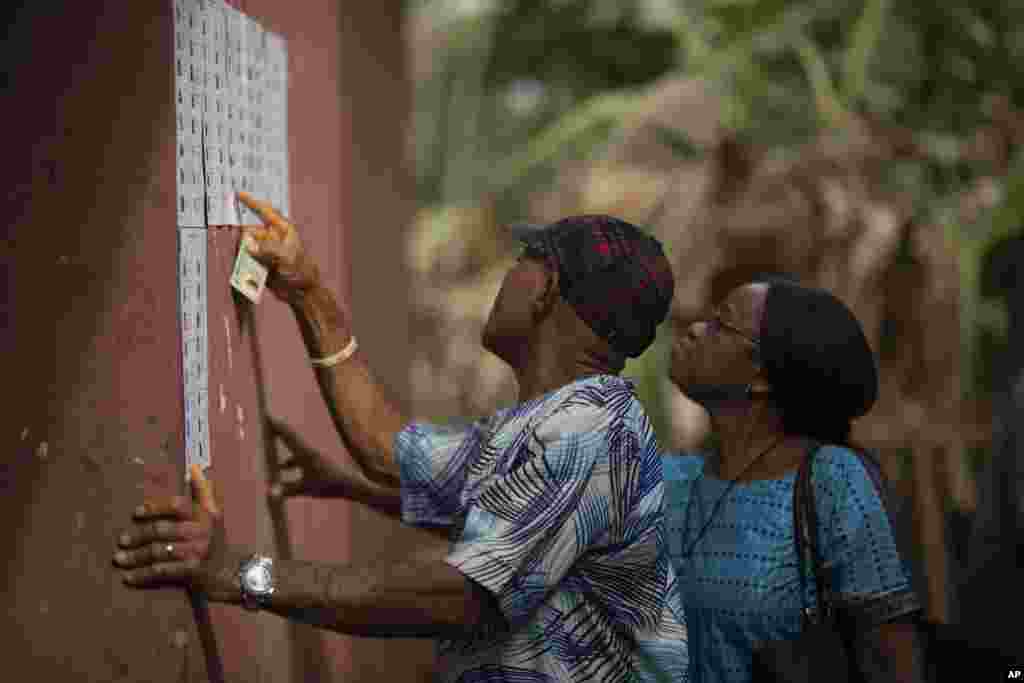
[165,544,174,559]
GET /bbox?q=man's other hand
[113,464,240,603]
[268,416,367,500]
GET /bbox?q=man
[961,371,1024,654]
[113,193,687,681]
[922,370,1023,677]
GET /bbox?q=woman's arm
[812,448,926,682]
[851,617,925,683]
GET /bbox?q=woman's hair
[757,280,878,447]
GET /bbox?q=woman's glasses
[705,313,760,347]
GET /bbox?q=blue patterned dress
[663,447,920,683]
[395,375,688,683]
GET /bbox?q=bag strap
[794,443,899,627]
[792,443,812,622]
[793,441,835,626]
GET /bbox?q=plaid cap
[509,215,675,358]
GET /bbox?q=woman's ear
[748,373,773,397]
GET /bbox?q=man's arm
[115,467,487,634]
[234,194,403,489]
[288,283,405,489]
[209,536,507,639]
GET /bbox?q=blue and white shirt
[395,374,688,683]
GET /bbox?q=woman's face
[668,282,769,394]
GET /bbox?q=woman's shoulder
[661,451,707,483]
[809,443,884,500]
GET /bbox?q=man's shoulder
[534,374,644,441]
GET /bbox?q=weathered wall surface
[2,1,430,680]
[3,3,201,679]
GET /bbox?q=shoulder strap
[792,454,810,620]
[796,443,902,626]
[793,441,835,625]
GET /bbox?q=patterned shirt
[663,447,920,683]
[395,375,688,683]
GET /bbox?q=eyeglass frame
[703,310,761,349]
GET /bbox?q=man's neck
[514,350,613,404]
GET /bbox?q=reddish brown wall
[2,1,429,680]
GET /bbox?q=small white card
[230,237,268,303]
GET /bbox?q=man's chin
[480,331,520,371]
[667,368,689,394]
[480,327,496,356]
[670,376,713,406]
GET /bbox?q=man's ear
[532,266,559,320]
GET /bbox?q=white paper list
[175,0,290,228]
[174,0,289,478]
[178,227,210,472]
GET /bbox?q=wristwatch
[238,554,276,610]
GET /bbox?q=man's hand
[267,416,405,518]
[237,191,321,305]
[112,464,241,603]
[268,416,364,499]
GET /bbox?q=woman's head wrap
[758,280,878,441]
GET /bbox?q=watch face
[245,566,271,592]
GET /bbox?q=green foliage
[652,125,705,160]
[493,90,647,192]
[843,0,890,103]
[966,444,993,476]
[483,0,679,100]
[414,0,682,209]
[624,327,673,448]
[955,152,1024,398]
[889,0,1024,133]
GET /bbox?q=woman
[663,278,924,683]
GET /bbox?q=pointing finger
[237,192,289,231]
